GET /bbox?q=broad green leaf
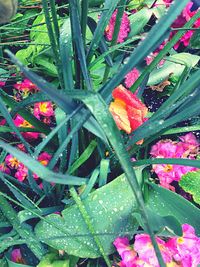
[148,53,200,85]
[35,173,138,258]
[129,8,152,38]
[146,183,200,235]
[179,171,200,205]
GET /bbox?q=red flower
[109,85,148,134]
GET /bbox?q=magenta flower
[169,2,200,50]
[134,234,173,266]
[11,248,25,264]
[5,154,20,169]
[105,10,130,43]
[13,114,39,140]
[113,237,137,267]
[0,81,5,87]
[124,68,140,89]
[14,79,38,95]
[113,224,200,267]
[150,133,199,190]
[15,164,28,182]
[34,101,54,120]
[166,224,200,266]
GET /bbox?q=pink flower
[166,224,200,266]
[113,237,137,267]
[14,79,38,95]
[105,10,130,43]
[163,0,173,7]
[34,101,54,119]
[33,152,51,179]
[15,164,28,182]
[0,81,5,87]
[134,234,173,266]
[124,68,140,89]
[5,154,20,169]
[11,249,25,264]
[13,114,39,140]
[169,2,200,50]
[150,133,199,189]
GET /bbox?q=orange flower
[109,85,148,134]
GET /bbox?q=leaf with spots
[35,173,139,258]
[179,171,200,205]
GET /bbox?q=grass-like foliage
[0,0,200,266]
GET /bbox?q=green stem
[49,0,60,46]
[41,0,64,87]
[70,187,112,267]
[162,125,200,135]
[81,0,89,47]
[130,10,200,92]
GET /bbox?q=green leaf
[179,171,200,205]
[146,183,200,235]
[35,173,138,258]
[59,18,74,91]
[190,30,200,49]
[129,8,152,38]
[148,53,200,85]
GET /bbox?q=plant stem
[81,0,89,48]
[41,0,64,87]
[70,187,112,267]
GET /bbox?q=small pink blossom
[124,68,140,89]
[5,154,20,169]
[33,152,52,179]
[11,248,25,264]
[14,79,38,95]
[34,101,54,119]
[0,81,5,87]
[15,164,28,182]
[13,114,39,140]
[105,10,130,43]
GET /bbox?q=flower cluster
[109,85,148,135]
[1,151,51,183]
[113,224,200,267]
[105,9,130,43]
[11,249,25,264]
[150,133,199,190]
[169,2,200,50]
[14,78,39,97]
